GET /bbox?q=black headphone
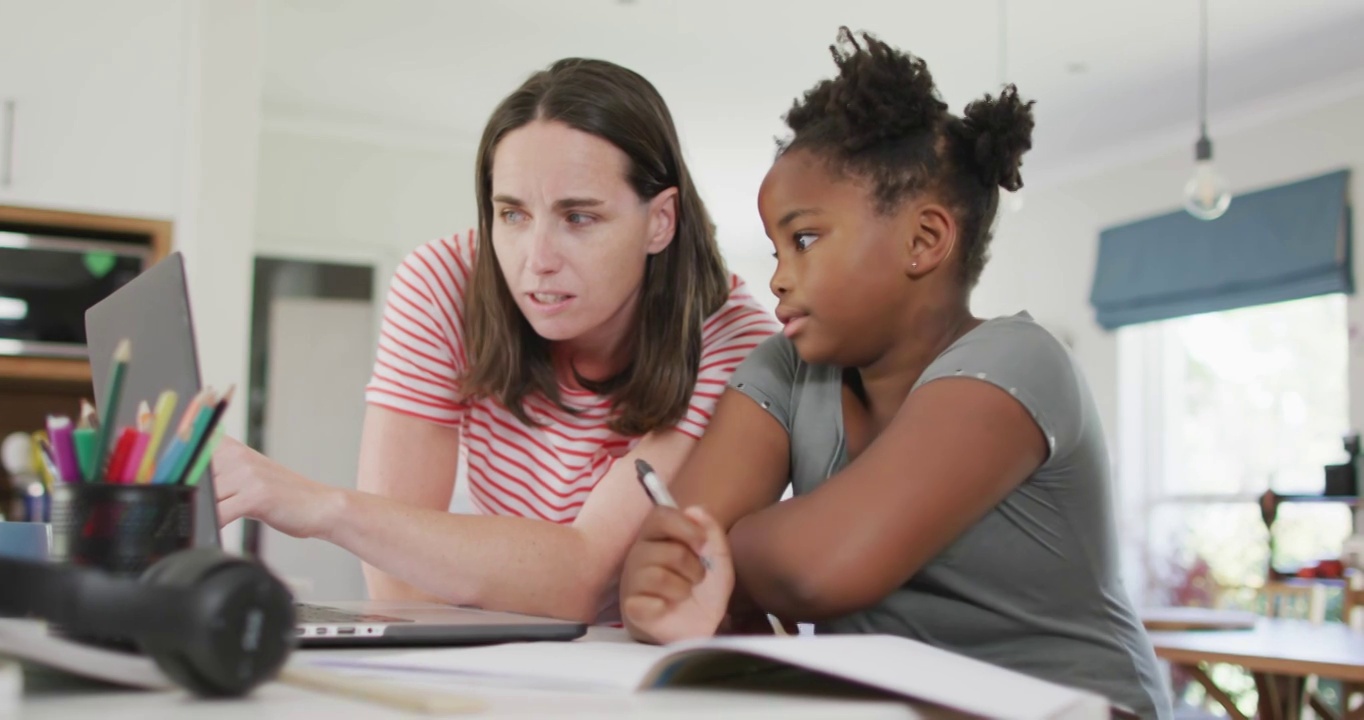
[0,548,295,697]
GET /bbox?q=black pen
[634,459,712,571]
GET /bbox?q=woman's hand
[621,505,734,645]
[213,436,346,539]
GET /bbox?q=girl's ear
[902,201,957,278]
[646,188,680,255]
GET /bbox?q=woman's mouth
[527,292,576,312]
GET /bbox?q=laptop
[85,252,588,647]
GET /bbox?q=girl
[619,29,1172,719]
[214,58,779,623]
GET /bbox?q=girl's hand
[621,505,734,644]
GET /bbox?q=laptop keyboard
[294,603,414,625]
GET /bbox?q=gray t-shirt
[729,312,1172,720]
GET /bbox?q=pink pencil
[120,402,154,484]
[120,432,152,484]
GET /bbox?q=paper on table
[0,619,171,690]
[647,635,1108,720]
[312,635,1109,720]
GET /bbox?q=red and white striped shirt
[364,231,779,524]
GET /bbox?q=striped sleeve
[365,231,476,427]
[673,275,782,440]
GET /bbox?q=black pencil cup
[50,484,197,575]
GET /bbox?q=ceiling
[262,0,1364,249]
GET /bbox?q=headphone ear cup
[139,549,296,697]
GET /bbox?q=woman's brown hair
[463,58,731,436]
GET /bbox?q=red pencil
[104,427,139,485]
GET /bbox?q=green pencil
[91,339,131,482]
[74,398,98,483]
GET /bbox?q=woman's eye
[794,232,819,251]
[566,212,593,225]
[500,208,527,224]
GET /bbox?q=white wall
[253,129,476,269]
[973,88,1364,590]
[253,126,782,308]
[174,0,266,552]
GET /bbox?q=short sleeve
[672,276,782,440]
[364,231,476,427]
[914,313,1085,467]
[726,334,801,434]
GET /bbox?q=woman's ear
[902,201,957,278]
[646,187,680,255]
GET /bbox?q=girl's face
[491,120,677,353]
[757,149,919,367]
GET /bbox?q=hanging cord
[1198,0,1209,138]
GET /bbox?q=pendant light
[1183,0,1231,220]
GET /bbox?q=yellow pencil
[136,390,178,484]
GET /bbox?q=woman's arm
[727,377,1046,621]
[216,405,698,622]
[353,407,462,602]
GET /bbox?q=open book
[308,633,1111,720]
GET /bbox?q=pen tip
[634,458,652,477]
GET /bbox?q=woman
[214,57,779,623]
[619,29,1172,719]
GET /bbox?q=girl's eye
[500,208,527,224]
[566,212,593,225]
[794,232,819,251]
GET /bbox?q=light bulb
[1183,137,1231,220]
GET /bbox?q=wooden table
[1140,606,1258,632]
[1147,619,1364,720]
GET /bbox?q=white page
[649,635,1108,720]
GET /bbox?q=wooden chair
[1305,574,1364,720]
[1178,582,1326,720]
[1259,581,1322,620]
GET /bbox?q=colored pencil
[136,390,178,484]
[90,339,131,481]
[45,416,80,484]
[104,428,138,485]
[73,399,99,482]
[175,385,233,485]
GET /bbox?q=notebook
[306,634,1112,719]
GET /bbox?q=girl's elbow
[759,562,881,622]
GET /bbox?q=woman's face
[490,120,676,351]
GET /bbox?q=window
[1118,294,1354,605]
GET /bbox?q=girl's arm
[727,377,1046,621]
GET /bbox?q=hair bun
[959,85,1035,191]
[785,27,947,155]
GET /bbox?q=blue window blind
[1089,169,1352,330]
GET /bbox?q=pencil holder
[49,483,196,577]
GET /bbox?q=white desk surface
[17,627,922,720]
